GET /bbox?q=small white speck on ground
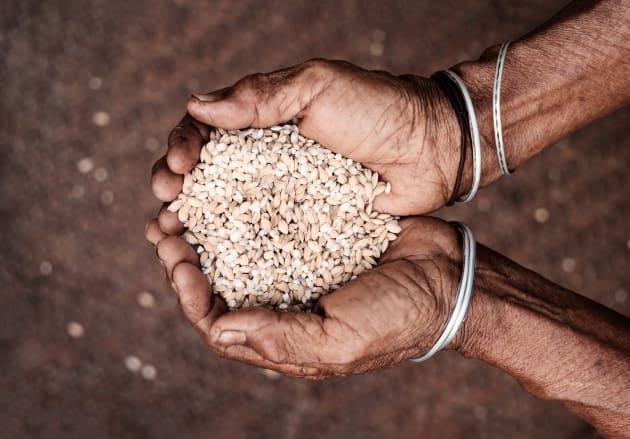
[614,289,627,304]
[561,258,576,273]
[137,291,156,308]
[40,261,53,275]
[71,184,85,199]
[94,167,108,182]
[261,368,280,380]
[144,137,160,151]
[141,364,157,380]
[67,321,84,338]
[88,76,103,90]
[125,355,142,372]
[92,111,110,127]
[372,29,386,43]
[100,190,114,205]
[534,208,550,223]
[77,157,94,174]
[477,197,491,212]
[369,42,384,56]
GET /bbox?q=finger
[145,218,167,246]
[151,156,184,202]
[158,204,185,235]
[371,179,424,216]
[187,61,331,129]
[167,113,208,174]
[171,263,324,378]
[372,191,406,216]
[156,235,199,279]
[172,261,226,333]
[219,345,323,379]
[208,307,351,367]
[377,216,458,263]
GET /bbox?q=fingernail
[191,93,220,103]
[216,330,247,346]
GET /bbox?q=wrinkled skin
[147,59,467,378]
[151,59,460,217]
[147,216,463,378]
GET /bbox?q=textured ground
[1,1,629,438]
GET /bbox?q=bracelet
[443,70,482,202]
[431,71,469,206]
[411,221,476,362]
[493,41,512,175]
[432,70,482,203]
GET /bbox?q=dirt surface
[1,1,628,438]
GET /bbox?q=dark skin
[147,0,630,436]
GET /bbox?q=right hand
[151,58,463,224]
[146,216,482,379]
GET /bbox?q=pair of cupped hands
[147,60,489,378]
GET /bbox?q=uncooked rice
[168,124,400,311]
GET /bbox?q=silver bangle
[411,222,476,362]
[493,41,511,175]
[442,70,482,203]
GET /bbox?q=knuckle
[167,123,201,154]
[236,73,267,96]
[156,235,178,258]
[302,58,333,74]
[167,126,186,148]
[166,151,196,174]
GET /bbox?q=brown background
[2,1,629,438]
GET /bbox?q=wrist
[451,245,532,362]
[449,250,495,358]
[449,54,505,189]
[415,78,462,207]
[424,66,504,204]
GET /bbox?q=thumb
[209,307,335,366]
[187,61,330,129]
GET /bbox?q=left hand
[150,59,465,225]
[146,216,470,378]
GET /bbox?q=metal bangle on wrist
[411,222,476,362]
[412,41,512,362]
[435,40,513,206]
[493,41,512,175]
[443,70,482,202]
[432,70,482,204]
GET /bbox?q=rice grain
[169,124,399,311]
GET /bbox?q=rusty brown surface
[1,1,628,438]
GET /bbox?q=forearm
[458,246,630,437]
[450,0,630,187]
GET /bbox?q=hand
[151,59,464,224]
[146,216,474,378]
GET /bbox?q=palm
[295,62,453,215]
[302,217,459,372]
[148,60,465,378]
[185,60,456,215]
[193,217,461,378]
